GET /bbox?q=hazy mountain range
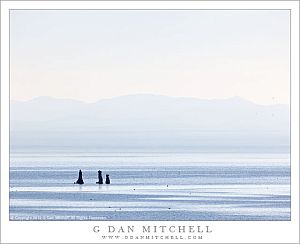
[10,94,290,151]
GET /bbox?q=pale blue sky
[10,10,290,104]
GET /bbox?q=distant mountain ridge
[10,94,290,151]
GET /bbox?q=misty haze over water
[10,94,290,152]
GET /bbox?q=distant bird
[96,170,103,184]
[75,169,84,184]
[106,174,110,184]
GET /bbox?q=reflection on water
[9,151,290,221]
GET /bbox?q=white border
[1,1,299,243]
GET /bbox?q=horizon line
[10,93,290,106]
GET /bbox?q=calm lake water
[9,151,291,221]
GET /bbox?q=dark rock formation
[75,169,84,184]
[96,170,103,184]
[105,174,110,184]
